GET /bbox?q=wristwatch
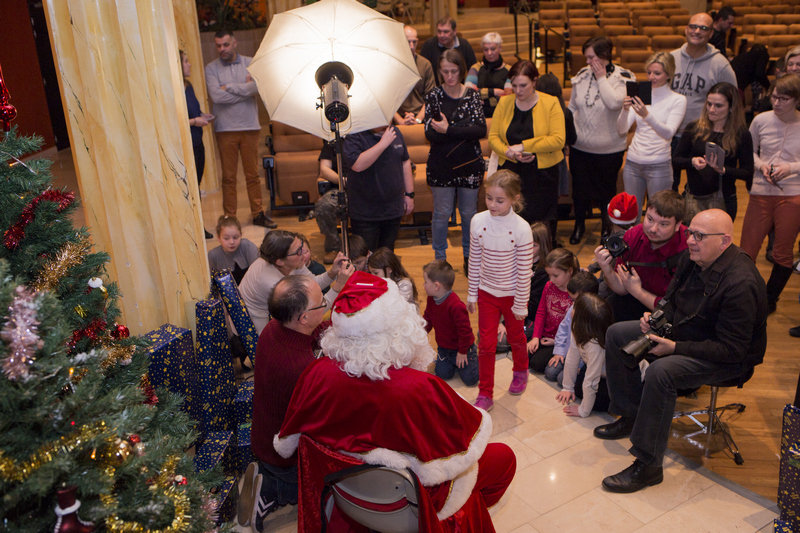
[404,191,415,199]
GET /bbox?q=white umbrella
[248,0,421,140]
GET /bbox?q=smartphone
[705,142,725,164]
[521,152,533,157]
[626,81,652,106]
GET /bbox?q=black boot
[549,219,561,248]
[766,263,793,314]
[569,220,585,245]
[601,211,612,240]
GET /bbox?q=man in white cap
[273,271,516,530]
[594,190,688,322]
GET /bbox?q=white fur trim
[332,279,409,338]
[273,432,300,459]
[437,462,479,520]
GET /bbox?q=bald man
[593,209,767,493]
[669,13,737,190]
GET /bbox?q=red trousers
[740,194,800,268]
[477,290,528,398]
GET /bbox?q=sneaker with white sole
[252,493,277,533]
[237,462,261,526]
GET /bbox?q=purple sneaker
[473,395,494,411]
[509,371,528,395]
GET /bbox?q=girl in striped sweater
[467,170,534,411]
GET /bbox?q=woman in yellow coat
[489,60,566,245]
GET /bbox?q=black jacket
[660,245,768,369]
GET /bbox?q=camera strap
[627,253,683,275]
[672,248,743,328]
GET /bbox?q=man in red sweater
[240,275,329,531]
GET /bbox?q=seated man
[244,275,331,532]
[393,25,436,126]
[274,271,516,528]
[594,209,768,493]
[594,190,688,323]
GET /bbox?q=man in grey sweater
[205,30,276,228]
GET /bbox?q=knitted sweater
[532,281,572,340]
[748,111,800,196]
[207,239,259,282]
[251,319,325,467]
[562,338,605,418]
[467,209,533,316]
[423,291,475,354]
[568,65,634,154]
[617,84,687,164]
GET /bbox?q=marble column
[43,0,210,335]
[429,0,458,35]
[173,0,220,193]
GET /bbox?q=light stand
[315,62,354,258]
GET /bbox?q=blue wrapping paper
[215,475,238,525]
[235,423,254,476]
[775,518,794,533]
[194,430,234,473]
[780,405,800,527]
[146,324,200,424]
[212,269,259,364]
[196,299,236,434]
[234,380,254,429]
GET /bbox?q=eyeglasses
[286,244,307,257]
[684,229,725,241]
[770,94,794,104]
[687,24,711,32]
[306,300,327,312]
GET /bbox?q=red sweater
[251,319,326,467]
[423,291,475,354]
[532,281,572,340]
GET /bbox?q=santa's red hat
[330,271,410,338]
[607,192,639,226]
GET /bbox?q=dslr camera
[620,305,673,368]
[602,232,629,258]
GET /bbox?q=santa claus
[274,270,516,530]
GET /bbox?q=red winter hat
[607,192,639,226]
[331,271,408,337]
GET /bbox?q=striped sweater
[467,209,534,316]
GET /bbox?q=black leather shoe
[253,212,278,229]
[204,229,213,239]
[593,416,635,440]
[569,223,585,245]
[602,459,663,493]
[790,325,800,338]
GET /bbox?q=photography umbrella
[247,0,421,140]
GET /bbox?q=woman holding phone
[617,52,686,216]
[488,60,565,246]
[672,82,753,225]
[740,74,800,315]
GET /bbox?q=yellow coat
[488,91,566,169]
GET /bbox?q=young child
[496,222,551,352]
[422,260,479,386]
[298,233,326,277]
[555,292,614,417]
[528,248,579,374]
[368,247,418,304]
[347,234,371,272]
[549,271,600,383]
[207,215,259,285]
[467,170,534,411]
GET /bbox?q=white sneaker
[237,462,261,526]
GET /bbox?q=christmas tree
[0,128,225,532]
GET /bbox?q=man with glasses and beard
[594,209,767,494]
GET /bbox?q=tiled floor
[245,356,778,533]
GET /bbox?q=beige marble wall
[173,0,220,193]
[43,0,210,335]
[429,0,459,34]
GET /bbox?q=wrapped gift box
[235,423,254,476]
[196,299,236,434]
[775,518,794,533]
[146,324,200,424]
[194,430,234,473]
[779,405,800,527]
[212,270,259,364]
[214,475,238,525]
[234,380,254,429]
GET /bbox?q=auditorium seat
[652,34,685,51]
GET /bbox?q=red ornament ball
[128,434,141,444]
[111,324,130,339]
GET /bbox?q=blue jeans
[435,344,479,386]
[605,320,746,466]
[623,159,674,220]
[431,186,479,260]
[257,460,298,507]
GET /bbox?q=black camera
[602,232,629,258]
[619,307,673,368]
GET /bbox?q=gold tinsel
[101,344,137,370]
[0,422,113,482]
[31,237,92,292]
[101,455,192,533]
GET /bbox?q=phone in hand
[520,152,533,157]
[705,142,725,165]
[626,81,652,105]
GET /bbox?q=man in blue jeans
[242,275,331,531]
[594,210,767,493]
